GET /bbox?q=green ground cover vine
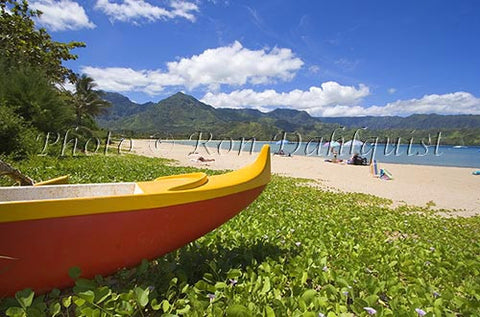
[1,154,479,316]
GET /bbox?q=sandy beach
[131,139,480,217]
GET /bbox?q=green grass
[0,154,218,186]
[1,154,479,316]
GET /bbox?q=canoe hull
[0,186,265,297]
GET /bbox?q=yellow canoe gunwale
[0,145,271,223]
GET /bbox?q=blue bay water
[170,140,480,169]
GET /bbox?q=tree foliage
[0,58,73,132]
[0,0,85,83]
[0,1,98,157]
[70,74,111,126]
[0,59,74,157]
[0,102,40,157]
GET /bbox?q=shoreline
[140,138,479,147]
[131,139,480,217]
[151,140,480,169]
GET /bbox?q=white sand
[131,139,480,217]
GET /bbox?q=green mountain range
[320,114,480,130]
[99,91,480,145]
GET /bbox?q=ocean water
[171,140,480,169]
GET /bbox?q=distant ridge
[97,91,154,122]
[319,114,480,130]
[99,91,480,145]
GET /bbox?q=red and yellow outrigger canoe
[0,145,271,297]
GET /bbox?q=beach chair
[379,168,393,180]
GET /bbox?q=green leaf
[15,289,34,309]
[227,269,242,279]
[149,298,161,311]
[261,277,271,294]
[301,289,317,305]
[335,278,349,288]
[116,301,134,314]
[298,298,307,311]
[49,289,61,299]
[194,280,209,292]
[324,284,338,296]
[176,304,191,314]
[301,271,308,284]
[434,298,444,308]
[365,295,379,306]
[226,304,251,317]
[79,306,101,317]
[62,296,72,308]
[5,307,25,317]
[203,273,214,283]
[137,259,149,275]
[265,305,275,317]
[134,287,150,308]
[74,278,97,292]
[31,296,46,312]
[73,296,86,307]
[215,282,227,289]
[94,286,111,304]
[78,290,95,304]
[49,302,61,317]
[26,307,45,317]
[161,299,170,312]
[68,266,82,280]
[169,277,178,287]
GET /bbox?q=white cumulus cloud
[202,88,480,117]
[94,0,199,23]
[82,41,304,94]
[201,82,370,115]
[166,41,303,89]
[362,92,480,116]
[81,67,158,93]
[31,0,95,31]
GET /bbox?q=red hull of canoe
[0,186,265,297]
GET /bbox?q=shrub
[0,103,40,158]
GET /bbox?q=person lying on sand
[188,153,215,163]
[273,149,292,157]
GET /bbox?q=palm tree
[72,75,111,126]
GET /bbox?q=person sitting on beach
[347,153,359,165]
[324,149,343,163]
[347,153,368,165]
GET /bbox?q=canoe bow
[0,145,271,296]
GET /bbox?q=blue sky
[29,0,480,117]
